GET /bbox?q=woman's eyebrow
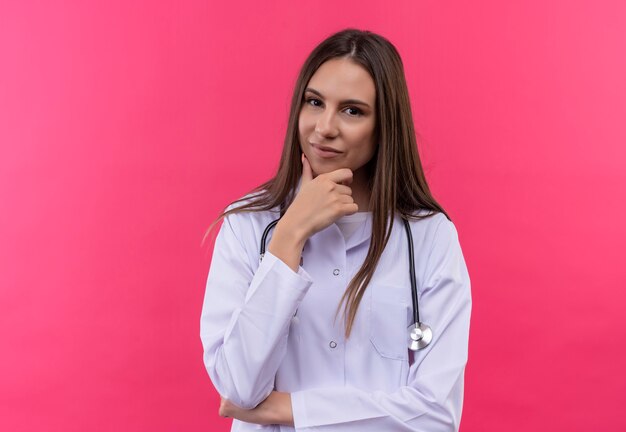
[305,87,371,108]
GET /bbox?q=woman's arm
[200,204,314,409]
[267,218,308,273]
[219,391,294,426]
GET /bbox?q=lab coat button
[329,341,337,349]
[333,268,340,276]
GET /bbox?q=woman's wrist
[267,220,307,272]
[276,217,309,247]
[265,391,294,426]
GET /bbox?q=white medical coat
[200,187,472,432]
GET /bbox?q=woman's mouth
[311,143,342,159]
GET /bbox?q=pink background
[1,1,625,431]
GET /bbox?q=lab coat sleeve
[200,206,314,409]
[290,217,472,431]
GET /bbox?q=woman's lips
[311,143,342,159]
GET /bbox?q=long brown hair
[203,28,450,338]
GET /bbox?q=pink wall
[1,1,625,431]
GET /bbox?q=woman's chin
[310,163,338,177]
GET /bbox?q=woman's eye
[305,97,322,107]
[304,97,362,117]
[345,107,362,117]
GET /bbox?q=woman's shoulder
[402,209,460,250]
[221,191,281,238]
[216,192,282,267]
[403,210,468,290]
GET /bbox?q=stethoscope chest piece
[408,322,433,351]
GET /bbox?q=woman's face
[298,58,377,179]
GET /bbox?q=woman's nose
[315,109,339,138]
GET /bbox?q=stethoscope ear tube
[259,215,433,351]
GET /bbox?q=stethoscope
[259,216,433,351]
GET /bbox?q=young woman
[200,28,472,431]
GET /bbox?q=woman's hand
[267,153,358,272]
[280,153,358,241]
[219,391,294,427]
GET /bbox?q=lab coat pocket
[369,284,410,361]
